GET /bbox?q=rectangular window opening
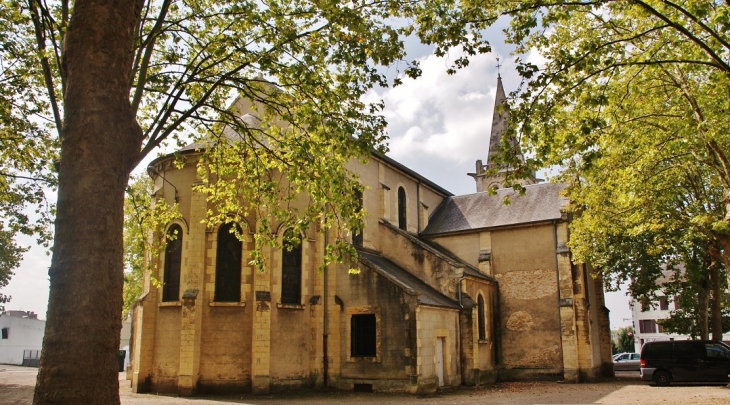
[1,327,8,339]
[351,314,376,357]
[353,383,373,392]
[659,296,669,311]
[639,319,657,334]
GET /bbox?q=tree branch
[131,0,172,114]
[27,0,63,140]
[632,0,730,75]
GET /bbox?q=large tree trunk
[697,281,709,340]
[33,1,143,404]
[723,187,730,299]
[709,263,723,341]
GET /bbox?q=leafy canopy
[5,0,499,287]
[483,1,730,298]
[0,1,58,306]
[615,326,635,354]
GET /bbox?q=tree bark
[33,1,143,404]
[709,263,724,341]
[697,281,709,340]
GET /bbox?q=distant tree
[616,327,635,354]
[0,225,23,311]
[122,178,147,319]
[122,175,181,318]
[0,3,56,313]
[660,259,730,339]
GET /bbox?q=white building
[1,310,133,368]
[0,310,45,366]
[631,293,730,353]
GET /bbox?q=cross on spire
[496,57,501,78]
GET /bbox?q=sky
[1,20,634,329]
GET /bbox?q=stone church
[130,75,613,395]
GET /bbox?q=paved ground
[2,365,730,404]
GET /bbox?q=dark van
[640,340,730,386]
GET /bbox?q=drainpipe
[457,274,466,385]
[582,263,590,308]
[323,224,329,387]
[457,275,467,308]
[416,182,421,233]
[553,220,565,382]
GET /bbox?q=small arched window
[215,223,242,302]
[162,224,183,302]
[352,188,363,247]
[281,229,302,305]
[477,294,486,341]
[397,186,407,231]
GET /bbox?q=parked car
[613,352,640,371]
[640,340,730,386]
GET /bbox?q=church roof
[157,121,453,197]
[421,183,568,236]
[379,220,495,283]
[357,250,461,309]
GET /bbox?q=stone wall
[332,262,419,393]
[415,306,460,393]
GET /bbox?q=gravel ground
[2,365,730,404]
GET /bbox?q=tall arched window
[477,294,486,341]
[352,188,363,247]
[281,229,302,305]
[397,186,407,230]
[215,223,242,302]
[162,224,182,302]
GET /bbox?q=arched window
[281,229,302,305]
[352,188,363,247]
[477,294,486,341]
[215,223,242,302]
[162,224,183,302]
[397,186,407,230]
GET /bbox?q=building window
[477,294,486,341]
[397,187,407,230]
[281,229,302,305]
[215,223,242,302]
[162,224,183,302]
[352,188,363,247]
[674,296,681,310]
[1,328,8,339]
[639,319,657,334]
[659,296,669,311]
[351,314,376,357]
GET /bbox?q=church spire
[467,70,540,192]
[486,74,508,167]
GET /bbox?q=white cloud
[525,47,547,69]
[367,47,526,195]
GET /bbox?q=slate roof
[421,183,568,236]
[357,250,460,309]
